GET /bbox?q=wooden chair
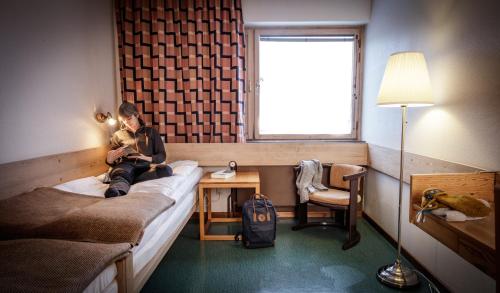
[292,163,367,250]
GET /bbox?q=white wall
[242,0,371,26]
[362,0,500,292]
[0,0,117,164]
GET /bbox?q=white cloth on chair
[296,159,328,203]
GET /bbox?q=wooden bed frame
[0,146,197,293]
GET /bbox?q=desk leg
[255,184,260,194]
[208,189,212,221]
[198,186,205,240]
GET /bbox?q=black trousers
[108,161,172,194]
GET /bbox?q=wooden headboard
[0,146,109,200]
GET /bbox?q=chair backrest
[329,164,364,190]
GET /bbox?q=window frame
[246,27,364,141]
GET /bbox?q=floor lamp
[375,52,434,288]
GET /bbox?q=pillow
[54,177,107,197]
[171,165,198,176]
[167,160,199,176]
[95,172,111,183]
[167,160,198,169]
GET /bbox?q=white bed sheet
[83,264,117,293]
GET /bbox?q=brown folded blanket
[0,187,175,245]
[0,239,130,293]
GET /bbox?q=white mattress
[131,168,202,274]
[101,281,118,293]
[132,187,197,275]
[83,264,117,293]
[132,168,202,251]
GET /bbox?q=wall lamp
[95,112,117,126]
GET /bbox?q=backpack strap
[251,199,258,222]
[251,193,272,222]
[253,193,268,200]
[263,198,271,221]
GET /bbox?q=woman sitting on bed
[105,102,172,198]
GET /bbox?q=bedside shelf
[410,172,496,278]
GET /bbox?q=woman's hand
[106,148,125,164]
[127,154,152,162]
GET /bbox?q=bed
[0,238,131,293]
[54,161,204,292]
[0,160,203,293]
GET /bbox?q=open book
[210,169,236,179]
[121,145,141,157]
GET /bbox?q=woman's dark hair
[118,102,139,118]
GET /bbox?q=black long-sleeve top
[108,124,166,165]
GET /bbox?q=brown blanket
[0,187,175,245]
[0,239,130,293]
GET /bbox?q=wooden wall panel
[233,166,298,207]
[165,142,368,166]
[410,172,496,203]
[3,142,492,210]
[368,144,484,184]
[0,146,109,199]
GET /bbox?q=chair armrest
[342,168,367,181]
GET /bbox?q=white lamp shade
[377,52,433,107]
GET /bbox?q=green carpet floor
[142,219,431,293]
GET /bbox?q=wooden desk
[198,171,260,240]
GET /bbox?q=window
[247,28,362,140]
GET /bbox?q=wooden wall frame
[0,146,109,200]
[368,144,484,183]
[165,142,368,166]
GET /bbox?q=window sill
[245,139,365,144]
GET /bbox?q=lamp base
[376,260,419,289]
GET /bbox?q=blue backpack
[235,194,277,248]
